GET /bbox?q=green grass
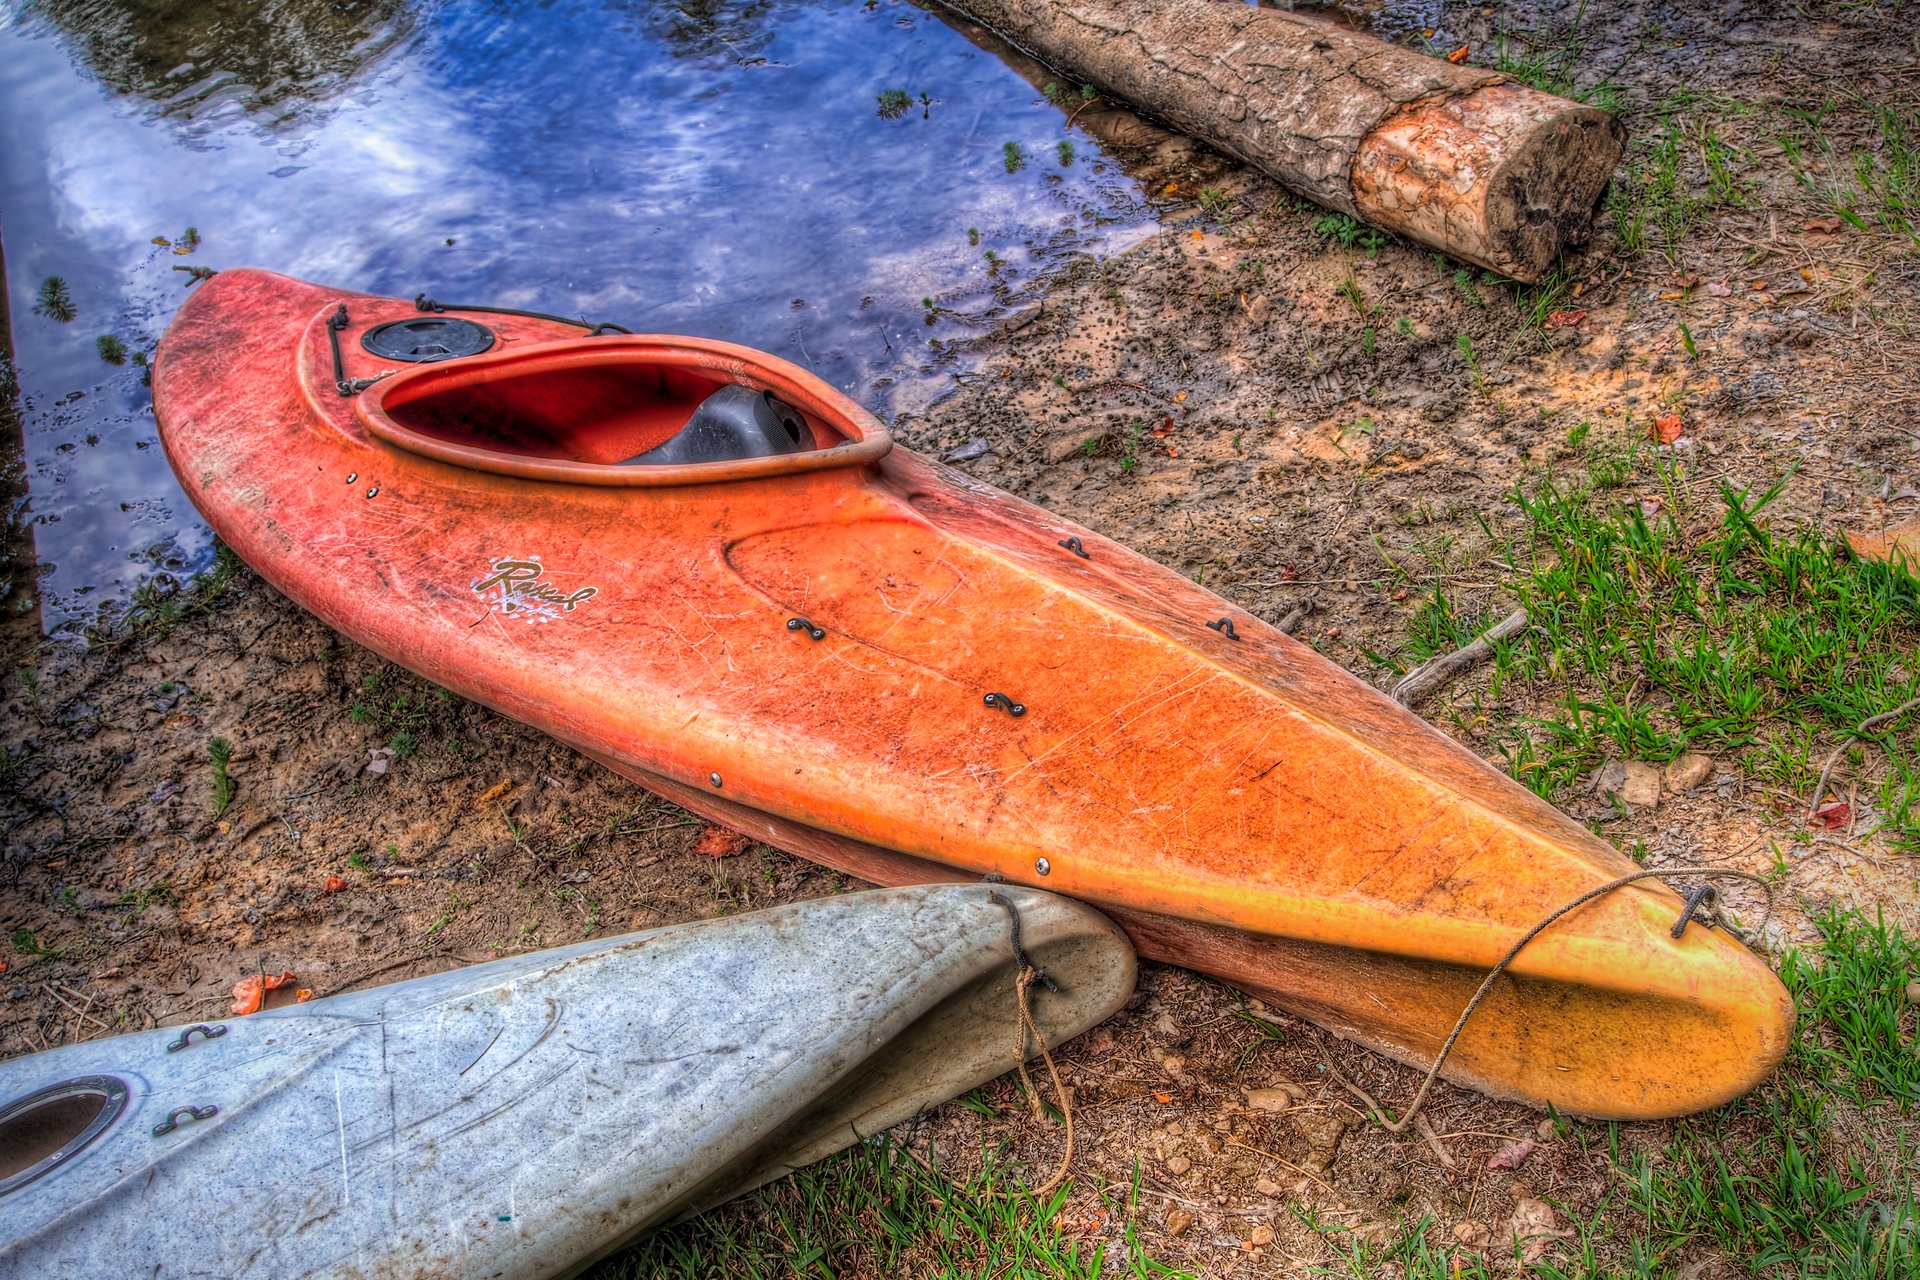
[596,1137,1191,1279]
[1420,447,1920,848]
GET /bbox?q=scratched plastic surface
[0,885,1134,1279]
[147,270,1794,1120]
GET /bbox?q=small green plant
[966,227,979,245]
[1455,332,1482,385]
[208,736,235,815]
[1056,139,1074,165]
[1119,419,1146,473]
[11,928,65,960]
[1041,81,1064,105]
[348,851,371,873]
[1001,141,1024,172]
[1394,316,1414,336]
[875,87,910,120]
[1361,326,1377,355]
[1080,83,1096,101]
[1678,321,1698,359]
[34,277,75,323]
[1310,212,1386,254]
[96,335,127,364]
[1199,186,1230,214]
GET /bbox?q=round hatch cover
[361,316,496,363]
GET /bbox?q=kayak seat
[620,385,815,466]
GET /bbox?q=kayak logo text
[472,556,598,623]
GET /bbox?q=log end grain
[1351,83,1625,283]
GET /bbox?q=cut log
[937,0,1624,281]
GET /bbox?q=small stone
[1167,1155,1192,1175]
[1254,1177,1283,1196]
[1249,1224,1275,1247]
[1162,1053,1187,1077]
[1452,1219,1491,1249]
[1243,1087,1295,1112]
[1594,758,1659,807]
[1905,980,1920,1005]
[1165,1207,1195,1237]
[1537,1118,1559,1141]
[1165,1122,1184,1138]
[1664,752,1715,792]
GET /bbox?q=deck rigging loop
[1206,616,1242,640]
[412,293,633,336]
[1328,866,1778,1136]
[164,1024,227,1054]
[151,1104,219,1138]
[785,617,826,640]
[325,305,392,397]
[985,889,1073,1200]
[982,692,1027,717]
[1057,536,1091,559]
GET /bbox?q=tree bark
[936,0,1623,282]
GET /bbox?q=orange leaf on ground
[231,970,298,1016]
[1445,44,1470,63]
[1812,802,1850,830]
[693,824,750,858]
[1804,215,1844,233]
[322,874,348,894]
[1843,518,1920,572]
[1152,1089,1175,1104]
[1544,308,1588,330]
[1651,413,1684,444]
[295,988,316,1002]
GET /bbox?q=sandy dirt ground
[3,1,1917,1275]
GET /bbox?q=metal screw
[709,773,722,788]
[345,472,358,484]
[1035,857,1051,876]
[365,486,379,499]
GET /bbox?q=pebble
[1167,1155,1192,1175]
[1165,1207,1195,1236]
[1249,1224,1275,1247]
[1161,1053,1186,1077]
[1905,980,1920,1005]
[1537,1118,1559,1141]
[1664,752,1715,793]
[1254,1177,1283,1196]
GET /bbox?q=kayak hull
[150,270,1793,1118]
[0,886,1133,1279]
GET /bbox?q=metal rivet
[1034,857,1051,876]
[345,472,358,484]
[709,773,722,788]
[365,486,379,499]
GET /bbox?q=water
[0,0,1160,636]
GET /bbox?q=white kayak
[0,884,1134,1278]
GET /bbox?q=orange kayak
[153,270,1792,1118]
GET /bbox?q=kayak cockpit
[352,333,891,486]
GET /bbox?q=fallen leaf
[231,970,298,1016]
[295,988,316,1002]
[1544,308,1588,330]
[322,874,348,894]
[1651,413,1685,444]
[477,779,512,807]
[1189,230,1203,240]
[1163,182,1179,196]
[1812,801,1850,830]
[1173,391,1188,403]
[1152,1089,1175,1104]
[693,825,749,858]
[1446,43,1470,63]
[1804,215,1844,233]
[1706,279,1733,297]
[1488,1138,1537,1170]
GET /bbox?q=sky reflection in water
[0,0,1154,633]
